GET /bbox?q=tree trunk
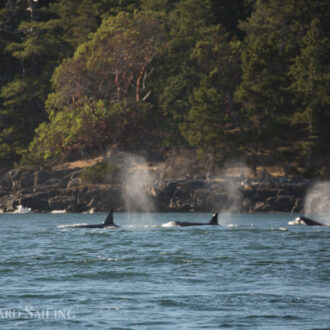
[136,63,148,102]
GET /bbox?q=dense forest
[0,0,329,175]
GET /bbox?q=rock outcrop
[0,167,311,213]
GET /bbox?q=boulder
[0,195,19,212]
[253,195,297,212]
[20,194,50,211]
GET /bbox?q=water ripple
[0,212,329,329]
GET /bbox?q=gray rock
[0,165,314,213]
[20,193,50,211]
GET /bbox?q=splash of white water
[13,205,31,214]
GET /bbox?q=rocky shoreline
[0,166,313,213]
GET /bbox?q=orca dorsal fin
[103,209,114,226]
[209,213,218,225]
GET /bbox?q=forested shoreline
[0,0,329,177]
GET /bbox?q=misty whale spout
[167,213,219,227]
[295,216,326,226]
[74,209,118,228]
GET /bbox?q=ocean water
[0,212,329,329]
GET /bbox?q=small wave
[127,224,159,229]
[269,227,288,231]
[57,224,118,230]
[88,227,117,232]
[226,224,238,228]
[162,221,177,227]
[83,208,95,214]
[67,257,119,263]
[288,219,300,226]
[57,223,88,228]
[50,210,66,214]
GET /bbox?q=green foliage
[182,76,228,157]
[235,0,296,132]
[301,166,328,179]
[0,77,47,161]
[234,0,330,168]
[27,98,153,162]
[1,0,329,175]
[0,0,110,163]
[289,17,330,165]
[49,10,165,107]
[27,10,164,162]
[155,0,217,144]
[140,0,177,12]
[181,25,241,167]
[79,161,120,184]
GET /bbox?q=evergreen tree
[236,0,330,170]
[290,16,330,167]
[235,0,311,167]
[0,0,111,163]
[140,0,177,13]
[1,0,328,173]
[210,0,255,39]
[0,0,48,162]
[155,0,215,146]
[181,25,241,170]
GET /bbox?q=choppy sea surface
[0,212,329,329]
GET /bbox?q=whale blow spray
[212,161,246,225]
[121,153,155,213]
[304,181,330,225]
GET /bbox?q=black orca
[295,216,326,226]
[74,209,118,228]
[171,213,219,227]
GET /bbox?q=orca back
[298,216,324,226]
[208,213,218,225]
[103,209,115,226]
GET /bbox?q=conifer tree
[290,16,330,167]
[181,25,241,170]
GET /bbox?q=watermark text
[0,307,75,320]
